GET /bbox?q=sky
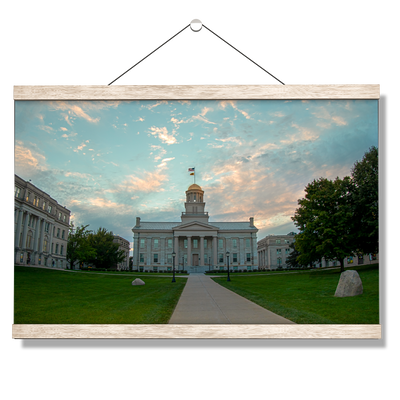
[14,99,379,253]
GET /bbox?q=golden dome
[188,184,202,191]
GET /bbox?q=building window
[63,215,66,222]
[15,187,21,198]
[43,202,46,210]
[58,212,62,220]
[20,253,24,263]
[218,239,223,248]
[167,254,172,264]
[194,193,197,202]
[62,230,65,239]
[26,191,31,202]
[38,257,41,265]
[233,253,238,263]
[347,256,353,264]
[153,266,158,272]
[285,248,290,255]
[218,253,223,263]
[184,239,187,249]
[246,253,251,262]
[193,239,198,249]
[55,244,59,254]
[45,222,49,232]
[48,205,52,213]
[205,255,208,264]
[246,238,250,248]
[60,245,63,255]
[140,239,145,249]
[167,239,173,248]
[153,254,158,263]
[43,240,48,252]
[139,253,144,263]
[277,257,282,266]
[26,235,32,249]
[34,196,39,206]
[276,239,281,244]
[57,228,60,238]
[232,239,237,248]
[28,215,33,227]
[204,239,207,248]
[277,249,282,255]
[51,243,54,253]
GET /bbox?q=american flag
[188,168,195,172]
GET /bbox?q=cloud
[60,127,68,131]
[149,126,177,144]
[49,101,108,124]
[219,100,251,119]
[122,171,168,193]
[73,142,87,152]
[15,142,47,173]
[64,172,92,180]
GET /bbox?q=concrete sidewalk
[169,274,295,324]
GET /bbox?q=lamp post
[182,256,185,273]
[172,251,176,282]
[209,256,211,272]
[226,251,230,282]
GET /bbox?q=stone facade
[258,234,296,270]
[14,175,71,269]
[113,235,130,270]
[258,233,379,270]
[132,184,258,273]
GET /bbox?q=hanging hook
[190,19,202,32]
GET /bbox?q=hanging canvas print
[12,83,380,337]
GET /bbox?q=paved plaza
[169,273,295,324]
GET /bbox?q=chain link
[106,18,286,85]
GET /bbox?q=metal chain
[106,17,286,85]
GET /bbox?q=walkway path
[169,273,295,324]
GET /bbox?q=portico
[132,184,258,273]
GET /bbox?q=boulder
[334,270,363,297]
[132,278,145,286]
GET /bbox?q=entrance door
[193,254,199,266]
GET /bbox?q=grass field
[212,264,379,324]
[14,266,186,324]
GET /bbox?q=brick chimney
[136,217,141,227]
[250,217,254,227]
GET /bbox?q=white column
[160,237,166,266]
[187,236,192,267]
[21,212,30,249]
[239,237,245,265]
[33,216,40,252]
[213,236,218,266]
[200,236,204,266]
[15,209,23,247]
[146,237,152,266]
[38,218,45,253]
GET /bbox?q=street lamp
[172,251,176,282]
[226,251,230,282]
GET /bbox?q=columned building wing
[132,184,258,273]
[14,175,71,269]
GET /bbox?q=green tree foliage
[351,146,379,254]
[291,147,378,271]
[66,224,97,270]
[292,177,355,272]
[285,242,303,268]
[86,227,126,269]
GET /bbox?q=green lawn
[14,266,186,324]
[212,264,379,324]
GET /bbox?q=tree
[292,177,355,272]
[87,227,126,269]
[351,146,379,254]
[66,224,97,270]
[285,242,303,269]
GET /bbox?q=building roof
[187,184,203,191]
[134,221,256,231]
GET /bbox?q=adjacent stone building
[113,235,130,270]
[14,175,71,268]
[132,184,258,273]
[258,233,379,270]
